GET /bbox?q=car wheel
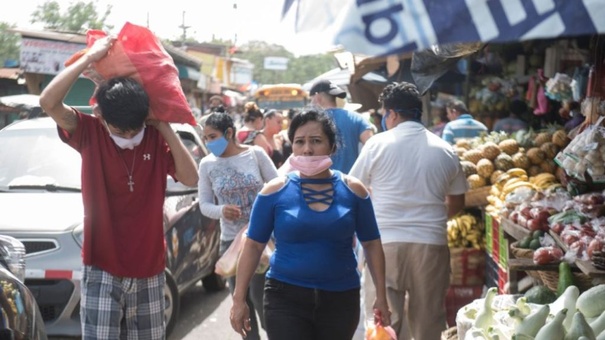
[164,271,180,336]
[202,272,226,292]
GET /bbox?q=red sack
[70,23,196,125]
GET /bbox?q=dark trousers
[264,278,360,340]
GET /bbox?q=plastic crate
[499,235,508,268]
[450,248,486,286]
[485,253,498,289]
[445,285,484,327]
[491,217,501,264]
[484,213,493,255]
[498,265,509,294]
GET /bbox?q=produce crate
[485,213,493,256]
[465,186,491,207]
[498,265,509,294]
[445,285,483,327]
[491,217,501,264]
[450,248,486,286]
[499,232,508,268]
[485,253,498,289]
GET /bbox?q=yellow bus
[253,83,309,111]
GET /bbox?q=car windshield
[0,125,81,190]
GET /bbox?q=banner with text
[284,0,605,57]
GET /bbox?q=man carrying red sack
[39,36,199,339]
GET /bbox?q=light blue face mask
[206,131,229,157]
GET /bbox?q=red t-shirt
[58,110,176,278]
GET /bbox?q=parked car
[0,117,224,337]
[0,234,47,339]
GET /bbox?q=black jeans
[264,278,360,340]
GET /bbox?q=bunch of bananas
[447,213,484,249]
[485,168,534,215]
[528,172,562,191]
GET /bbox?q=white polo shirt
[350,121,468,245]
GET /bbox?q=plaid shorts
[81,265,166,340]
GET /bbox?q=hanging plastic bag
[214,226,273,278]
[65,22,196,125]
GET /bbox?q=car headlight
[0,235,26,282]
[73,223,84,248]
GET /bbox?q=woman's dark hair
[204,111,236,140]
[288,108,337,152]
[243,102,263,123]
[95,77,149,131]
[379,82,423,120]
[263,109,278,119]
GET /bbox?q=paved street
[169,283,267,340]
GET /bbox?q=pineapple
[462,149,483,164]
[481,142,501,161]
[455,139,472,150]
[461,161,477,177]
[528,165,542,177]
[467,174,486,189]
[494,153,514,172]
[540,142,559,160]
[515,129,536,148]
[540,159,557,174]
[498,139,519,156]
[512,153,531,170]
[552,129,570,148]
[534,132,552,147]
[454,147,467,157]
[490,170,504,185]
[527,147,546,165]
[476,159,494,179]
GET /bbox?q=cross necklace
[116,147,137,192]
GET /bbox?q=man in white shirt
[349,82,467,340]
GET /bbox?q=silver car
[0,117,224,337]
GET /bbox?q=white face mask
[110,127,145,149]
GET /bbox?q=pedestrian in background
[310,79,373,173]
[441,99,488,144]
[40,36,199,339]
[198,111,278,340]
[492,99,529,134]
[237,102,273,155]
[350,82,467,340]
[262,109,292,168]
[230,108,390,340]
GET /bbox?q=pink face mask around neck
[289,155,333,176]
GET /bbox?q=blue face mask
[206,133,229,157]
[381,111,389,132]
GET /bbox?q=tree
[31,0,112,33]
[0,22,20,67]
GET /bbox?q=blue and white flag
[284,0,605,57]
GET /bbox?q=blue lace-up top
[247,170,380,291]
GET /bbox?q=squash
[558,262,575,297]
[550,285,580,331]
[590,310,605,335]
[535,308,567,340]
[597,328,605,340]
[516,304,550,337]
[577,285,605,318]
[474,287,497,332]
[565,311,596,340]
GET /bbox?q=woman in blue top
[230,109,390,339]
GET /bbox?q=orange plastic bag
[365,310,396,340]
[66,22,196,125]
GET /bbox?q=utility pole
[179,11,190,45]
